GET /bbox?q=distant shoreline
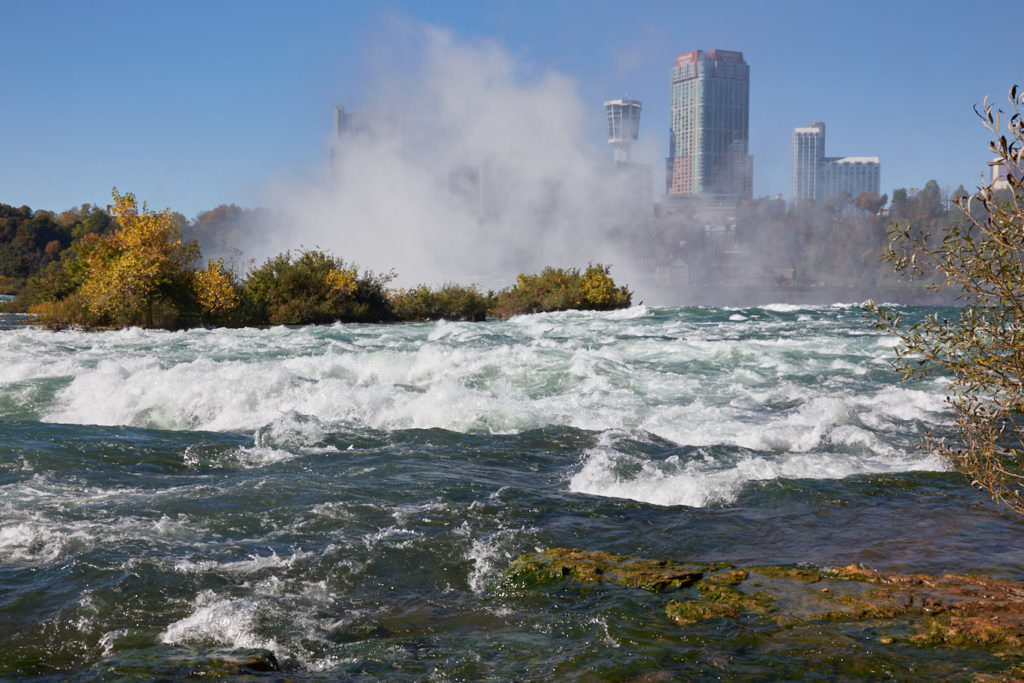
[633,280,960,308]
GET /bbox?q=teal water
[2,305,1023,680]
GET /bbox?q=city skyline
[1,1,1018,217]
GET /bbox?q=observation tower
[604,98,642,164]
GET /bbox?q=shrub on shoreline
[7,190,633,329]
[240,249,392,325]
[489,264,631,318]
[387,283,491,322]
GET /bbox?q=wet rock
[501,548,1024,654]
[502,548,705,593]
[188,649,280,676]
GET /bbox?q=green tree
[871,85,1024,514]
[386,283,490,321]
[241,249,391,325]
[915,179,945,219]
[890,188,909,220]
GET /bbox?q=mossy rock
[502,548,1024,662]
[666,599,739,625]
[749,565,825,582]
[501,548,706,593]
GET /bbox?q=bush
[27,293,90,329]
[241,249,392,325]
[387,283,490,321]
[488,264,631,318]
[193,258,241,323]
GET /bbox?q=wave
[0,307,953,484]
[568,432,947,508]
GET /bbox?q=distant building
[791,122,826,203]
[603,98,651,213]
[823,157,881,201]
[333,105,369,138]
[331,105,371,171]
[992,157,1023,190]
[667,50,752,202]
[791,121,879,204]
[604,98,642,164]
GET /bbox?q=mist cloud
[259,23,652,289]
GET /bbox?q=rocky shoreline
[497,548,1024,679]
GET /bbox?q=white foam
[761,303,805,313]
[600,304,651,320]
[569,439,947,508]
[173,549,309,575]
[0,521,79,564]
[458,523,532,594]
[160,590,283,653]
[1,309,954,484]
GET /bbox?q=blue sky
[1,0,1019,217]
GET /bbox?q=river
[2,304,1023,679]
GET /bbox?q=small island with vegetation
[0,189,631,330]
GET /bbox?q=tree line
[0,190,631,329]
[631,181,969,295]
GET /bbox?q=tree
[871,85,1024,514]
[915,179,945,219]
[75,189,200,327]
[193,258,241,320]
[241,249,391,325]
[855,191,887,215]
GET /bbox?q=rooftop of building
[674,49,746,67]
[604,98,642,107]
[830,156,880,164]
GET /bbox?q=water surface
[2,305,1021,679]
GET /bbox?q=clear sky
[1,0,1020,218]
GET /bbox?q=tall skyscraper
[667,49,752,201]
[791,122,879,204]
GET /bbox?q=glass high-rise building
[667,49,752,201]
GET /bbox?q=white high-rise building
[824,157,881,200]
[791,121,879,204]
[791,122,826,203]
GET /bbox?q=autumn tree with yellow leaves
[24,189,204,328]
[74,189,201,327]
[192,258,241,321]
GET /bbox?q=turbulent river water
[3,304,1024,680]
